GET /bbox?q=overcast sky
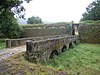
[22,0,94,23]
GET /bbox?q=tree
[0,11,23,38]
[0,0,32,38]
[0,0,32,15]
[27,16,42,24]
[81,0,100,21]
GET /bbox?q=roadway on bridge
[0,45,26,61]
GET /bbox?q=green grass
[0,52,66,75]
[44,43,100,75]
[0,39,5,49]
[0,43,100,75]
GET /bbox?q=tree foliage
[81,0,100,21]
[0,11,23,38]
[27,16,42,24]
[0,0,32,16]
[0,0,32,38]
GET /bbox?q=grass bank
[44,43,100,75]
[0,39,5,49]
[0,43,100,75]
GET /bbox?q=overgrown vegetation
[0,13,23,39]
[44,44,100,75]
[81,0,100,21]
[0,0,32,39]
[0,42,5,49]
[0,52,67,75]
[0,44,100,75]
[0,39,5,49]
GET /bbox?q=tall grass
[44,43,100,75]
[0,43,100,75]
[0,38,5,49]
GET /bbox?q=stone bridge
[5,24,79,62]
[26,35,79,62]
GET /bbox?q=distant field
[0,39,5,49]
[0,43,100,75]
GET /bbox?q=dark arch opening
[26,42,32,53]
[72,24,75,35]
[74,40,77,44]
[61,45,67,52]
[69,43,73,49]
[49,50,58,59]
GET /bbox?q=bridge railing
[5,35,68,48]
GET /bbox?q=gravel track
[0,45,26,61]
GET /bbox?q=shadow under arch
[69,42,73,49]
[74,40,78,45]
[74,40,77,44]
[61,45,67,52]
[49,50,58,59]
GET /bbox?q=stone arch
[61,45,67,52]
[68,42,73,49]
[49,50,58,59]
[26,42,32,53]
[74,40,77,44]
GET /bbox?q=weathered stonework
[26,35,79,62]
[5,24,79,48]
[23,24,72,37]
[5,24,79,62]
[5,35,68,48]
[78,24,100,44]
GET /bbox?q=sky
[22,0,94,23]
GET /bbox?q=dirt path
[0,45,26,61]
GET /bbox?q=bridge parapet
[5,35,67,48]
[26,35,79,62]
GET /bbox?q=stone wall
[5,24,79,48]
[5,35,68,48]
[26,35,79,62]
[78,24,100,44]
[23,24,72,37]
[6,37,41,48]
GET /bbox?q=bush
[0,11,23,39]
